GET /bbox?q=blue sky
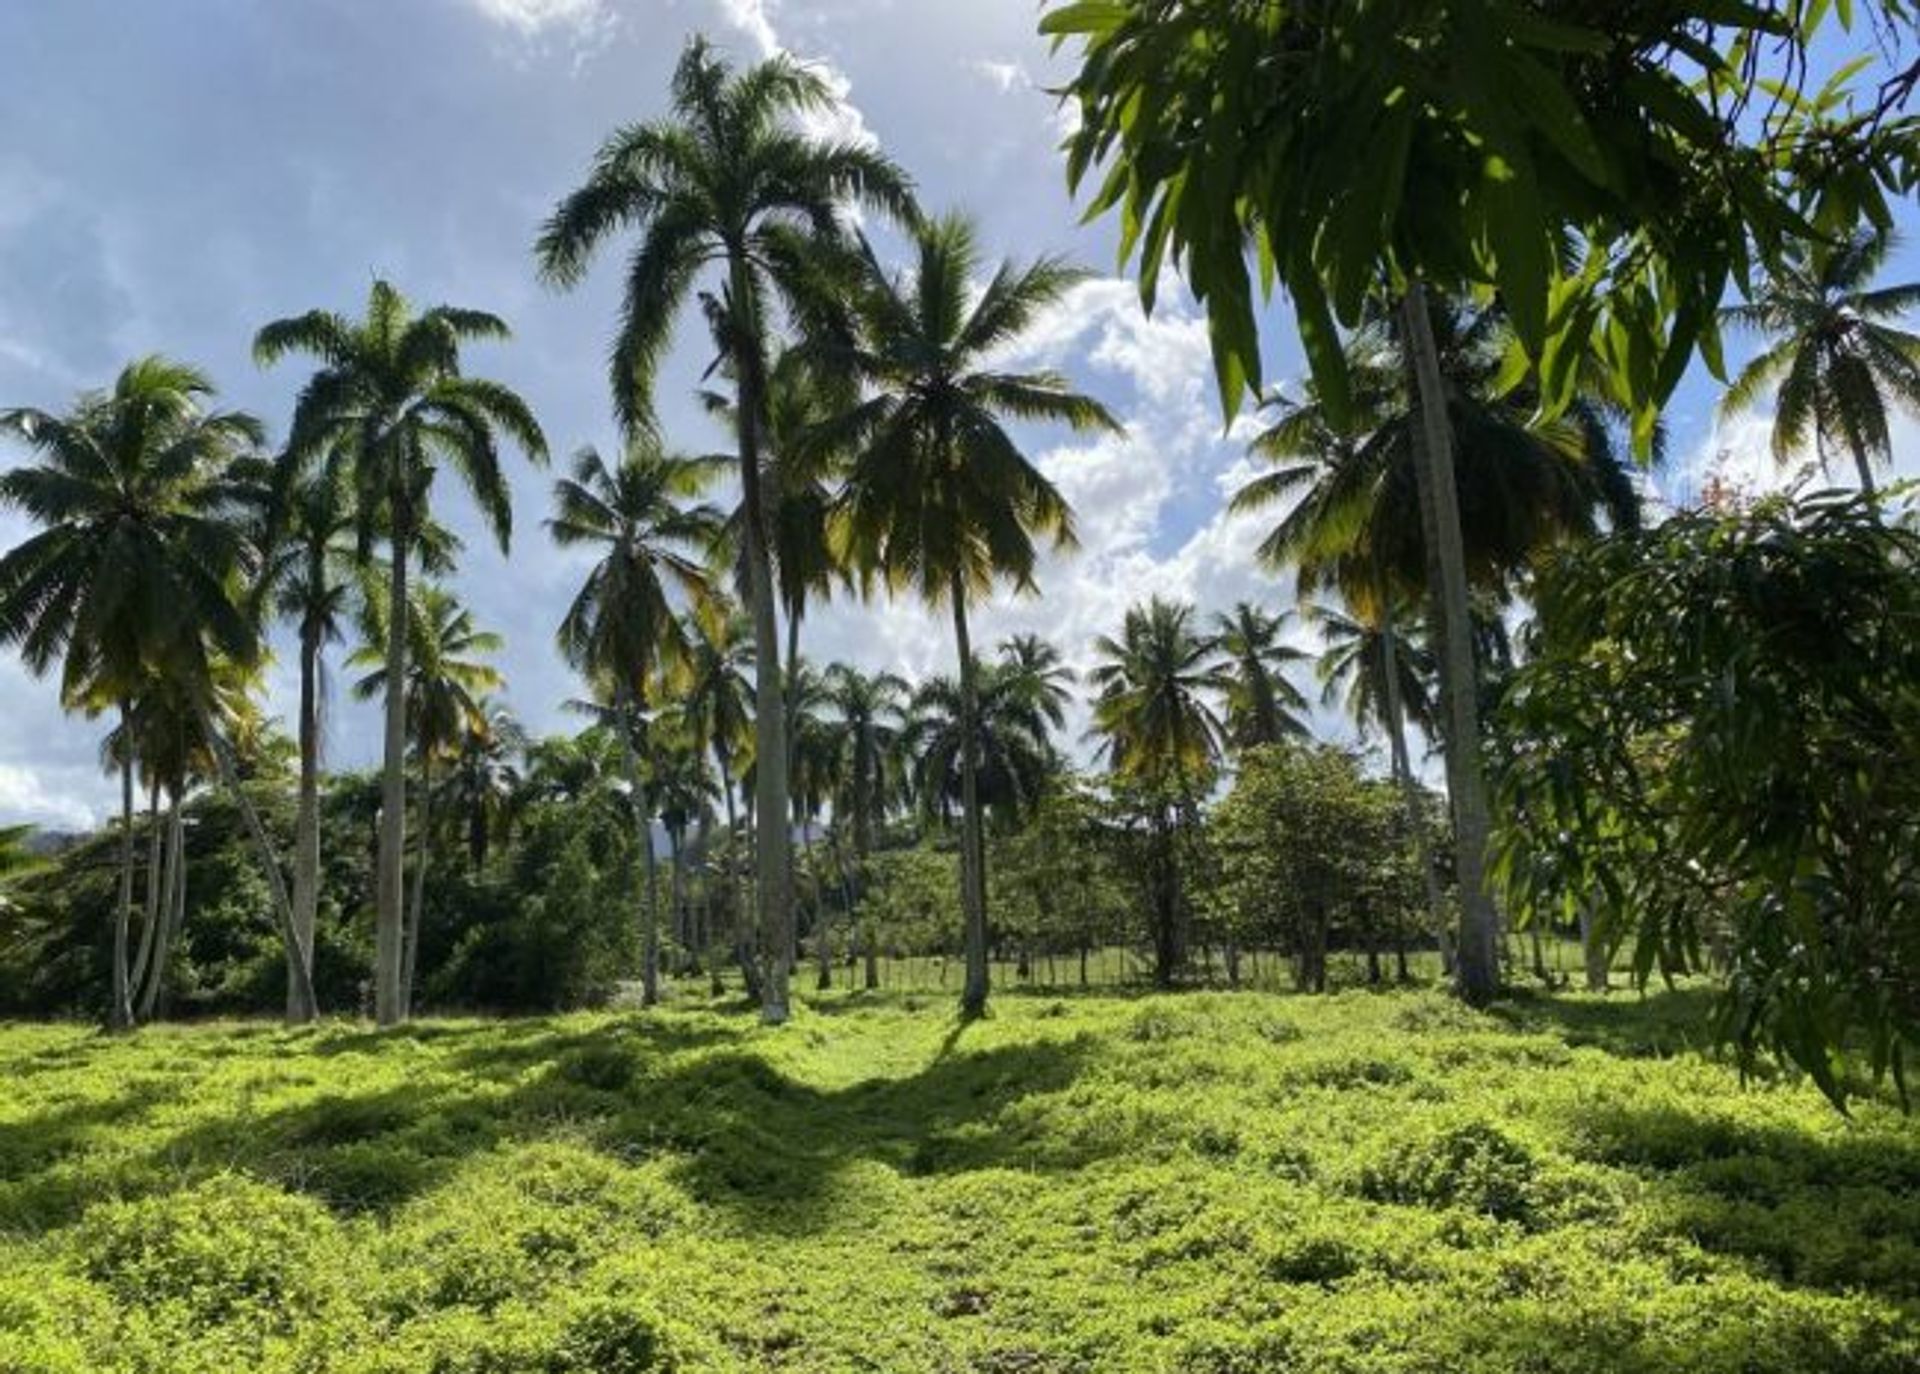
[0,0,1913,827]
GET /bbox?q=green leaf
[1289,268,1351,429]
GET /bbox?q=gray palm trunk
[191,690,317,1022]
[730,259,794,1025]
[402,752,431,1018]
[951,572,990,1017]
[376,519,409,1026]
[1377,601,1453,973]
[109,705,135,1032]
[1399,283,1499,1004]
[136,793,182,1020]
[618,686,662,1007]
[290,624,322,1022]
[130,779,163,999]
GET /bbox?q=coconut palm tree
[1232,297,1640,1001]
[831,212,1121,1016]
[257,280,546,1026]
[445,700,525,874]
[257,470,358,1020]
[1088,597,1228,986]
[822,663,907,866]
[995,634,1075,737]
[680,607,757,989]
[904,665,1059,839]
[1721,228,1920,497]
[351,585,503,1017]
[0,357,316,1026]
[1311,598,1450,964]
[537,35,917,1024]
[547,441,721,1005]
[1212,603,1312,750]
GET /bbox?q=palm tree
[445,700,525,874]
[548,441,721,1005]
[0,357,316,1027]
[1212,603,1312,750]
[1311,598,1450,965]
[996,634,1075,737]
[1232,297,1640,1001]
[537,35,917,1025]
[351,585,503,1017]
[905,665,1059,839]
[1088,597,1228,987]
[257,471,357,1020]
[832,213,1121,1016]
[1721,228,1920,497]
[680,607,757,990]
[258,279,546,1026]
[822,663,907,866]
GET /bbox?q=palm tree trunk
[109,707,135,1033]
[619,686,661,1007]
[402,751,430,1019]
[290,624,322,1023]
[191,691,316,1022]
[376,522,410,1026]
[730,256,792,1025]
[1848,434,1879,499]
[1400,283,1500,1005]
[130,777,163,998]
[1378,600,1453,973]
[137,790,181,1021]
[950,571,990,1018]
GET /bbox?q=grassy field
[1,985,1915,1373]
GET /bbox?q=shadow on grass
[1487,982,1724,1058]
[0,1006,1093,1239]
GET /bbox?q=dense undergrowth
[0,985,1915,1373]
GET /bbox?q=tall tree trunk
[291,623,322,1023]
[718,761,759,1000]
[619,687,661,1007]
[667,824,686,977]
[1379,599,1454,973]
[191,692,316,1022]
[1400,283,1499,1005]
[729,256,792,1025]
[130,778,163,998]
[950,573,989,1018]
[402,751,431,1019]
[109,706,135,1033]
[1848,434,1879,499]
[1576,900,1610,992]
[138,790,182,1021]
[376,521,410,1026]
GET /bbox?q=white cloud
[466,0,607,34]
[709,0,879,149]
[968,59,1028,93]
[0,763,100,832]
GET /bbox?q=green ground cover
[1,985,1915,1373]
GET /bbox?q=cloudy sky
[1,0,1915,828]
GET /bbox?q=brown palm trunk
[1400,283,1499,1005]
[1379,600,1453,973]
[137,790,182,1021]
[619,686,661,1007]
[130,778,163,999]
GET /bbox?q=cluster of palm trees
[4,32,1918,1032]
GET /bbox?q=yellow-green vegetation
[1,987,1915,1373]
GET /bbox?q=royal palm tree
[832,212,1121,1016]
[1212,603,1312,750]
[1089,597,1228,986]
[258,280,546,1025]
[351,585,503,1017]
[537,35,917,1024]
[0,357,316,1026]
[1721,228,1920,496]
[548,441,721,1005]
